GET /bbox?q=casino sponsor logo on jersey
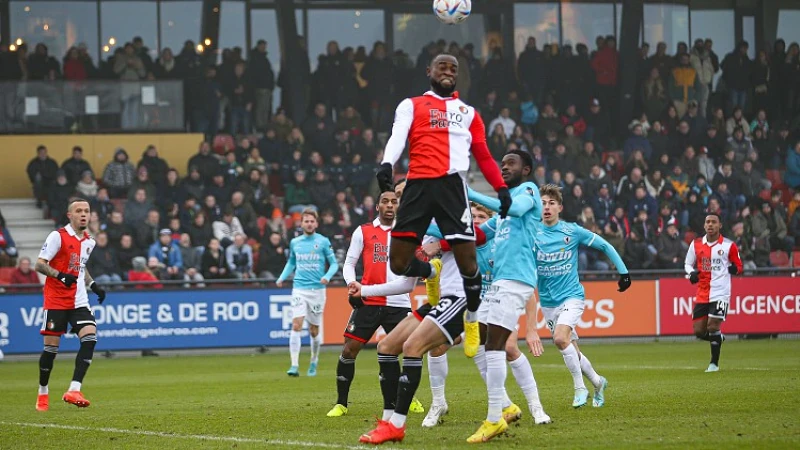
[429,109,464,129]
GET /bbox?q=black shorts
[344,305,411,343]
[392,173,475,244]
[420,295,467,345]
[692,301,729,321]
[40,307,96,336]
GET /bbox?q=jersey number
[432,297,453,313]
[461,208,473,234]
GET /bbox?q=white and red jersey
[684,234,743,303]
[343,219,413,308]
[38,224,96,310]
[382,91,505,190]
[420,235,465,299]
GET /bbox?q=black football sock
[401,258,432,279]
[394,357,423,416]
[378,353,401,411]
[462,269,482,312]
[72,334,97,384]
[39,345,58,388]
[698,331,710,341]
[336,355,356,406]
[709,331,722,365]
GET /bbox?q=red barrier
[658,277,800,335]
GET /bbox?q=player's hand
[275,280,283,288]
[348,281,362,296]
[89,281,106,304]
[526,333,544,357]
[348,295,364,309]
[689,271,700,284]
[320,278,329,285]
[728,265,739,275]
[421,242,441,258]
[617,273,631,292]
[376,163,394,193]
[497,187,512,219]
[56,272,77,287]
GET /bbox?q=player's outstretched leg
[63,331,96,408]
[574,346,607,408]
[706,318,724,372]
[37,342,59,411]
[423,346,449,427]
[288,317,303,377]
[554,326,589,408]
[506,335,550,423]
[308,325,321,377]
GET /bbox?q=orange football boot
[36,394,49,411]
[359,420,405,445]
[62,391,90,407]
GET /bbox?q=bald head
[428,54,458,96]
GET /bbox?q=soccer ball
[433,0,471,25]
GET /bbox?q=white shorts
[484,280,535,332]
[541,299,584,341]
[477,298,519,331]
[291,288,327,326]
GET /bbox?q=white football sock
[509,354,543,409]
[38,385,48,395]
[382,409,394,421]
[68,381,81,392]
[485,350,507,423]
[560,344,586,390]
[427,352,448,406]
[389,412,407,428]
[310,333,322,364]
[580,353,602,388]
[289,330,301,367]
[465,310,478,322]
[474,345,487,382]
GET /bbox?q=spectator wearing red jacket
[8,257,41,292]
[591,36,619,132]
[560,104,587,136]
[63,47,88,81]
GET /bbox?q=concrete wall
[2,134,204,199]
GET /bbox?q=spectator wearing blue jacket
[148,229,184,280]
[520,94,539,128]
[623,122,653,160]
[627,186,659,226]
[785,141,800,190]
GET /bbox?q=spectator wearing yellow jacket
[668,53,702,117]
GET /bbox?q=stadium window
[643,3,689,56]
[394,12,487,61]
[513,3,559,56]
[159,1,202,57]
[251,8,304,113]
[561,3,614,49]
[690,9,734,89]
[218,0,246,62]
[10,1,100,64]
[308,9,384,72]
[777,9,800,45]
[100,1,158,62]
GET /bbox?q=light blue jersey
[277,233,339,289]
[469,182,542,288]
[535,220,628,308]
[424,222,494,296]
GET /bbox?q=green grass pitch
[1,339,799,449]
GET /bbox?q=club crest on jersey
[526,187,535,197]
[718,249,724,255]
[47,320,55,330]
[347,322,355,333]
[488,259,494,268]
[459,105,468,114]
[564,236,571,244]
[314,244,319,249]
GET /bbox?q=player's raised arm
[469,113,511,216]
[575,226,631,292]
[376,99,414,192]
[276,240,297,286]
[322,238,339,283]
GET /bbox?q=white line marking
[530,364,775,371]
[0,422,394,450]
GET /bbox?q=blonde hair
[470,202,494,218]
[539,184,563,204]
[302,208,319,220]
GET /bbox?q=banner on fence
[658,277,800,335]
[0,288,299,354]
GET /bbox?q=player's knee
[402,338,423,358]
[377,339,396,355]
[429,344,448,357]
[553,335,570,349]
[342,342,362,360]
[706,323,721,334]
[291,322,303,332]
[505,341,521,360]
[693,328,707,339]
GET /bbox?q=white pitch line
[530,364,774,371]
[0,422,396,450]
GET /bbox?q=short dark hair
[705,212,722,222]
[506,149,533,170]
[68,197,89,208]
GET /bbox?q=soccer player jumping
[535,185,631,409]
[277,209,339,377]
[35,198,107,411]
[685,212,742,372]
[375,53,511,357]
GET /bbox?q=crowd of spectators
[5,32,800,288]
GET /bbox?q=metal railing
[0,80,185,133]
[1,267,796,294]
